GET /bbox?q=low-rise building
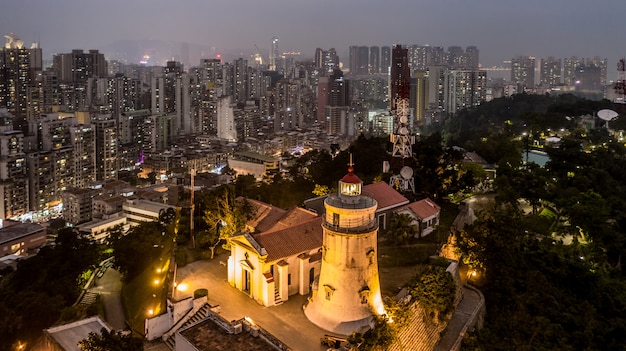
[62,188,96,225]
[0,220,46,257]
[228,151,278,181]
[44,316,111,351]
[395,198,441,238]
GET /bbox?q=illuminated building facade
[304,165,385,335]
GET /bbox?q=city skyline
[2,0,625,77]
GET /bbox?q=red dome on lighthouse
[340,166,362,184]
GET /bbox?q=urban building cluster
[511,55,608,97]
[0,33,614,230]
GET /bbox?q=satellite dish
[598,109,618,121]
[399,126,408,135]
[400,166,413,179]
[399,115,408,124]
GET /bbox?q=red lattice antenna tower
[386,44,415,193]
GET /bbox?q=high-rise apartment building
[563,56,584,86]
[380,46,391,74]
[0,108,28,219]
[326,69,350,135]
[87,76,143,119]
[315,48,340,75]
[390,45,410,112]
[216,96,236,142]
[410,71,429,125]
[0,35,41,132]
[369,46,380,74]
[92,115,118,181]
[446,70,487,114]
[349,46,370,75]
[70,124,96,189]
[151,61,192,135]
[511,56,536,89]
[540,57,562,87]
[53,49,107,84]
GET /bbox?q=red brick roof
[363,182,409,210]
[266,207,318,232]
[403,198,441,219]
[243,198,287,233]
[253,217,323,262]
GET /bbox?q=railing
[325,192,377,209]
[323,218,378,234]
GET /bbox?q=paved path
[434,286,484,351]
[174,256,330,351]
[90,268,127,330]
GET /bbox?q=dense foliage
[0,228,100,350]
[447,94,626,350]
[108,221,174,280]
[408,265,457,320]
[79,328,143,351]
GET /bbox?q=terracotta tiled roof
[266,207,318,232]
[363,182,409,210]
[403,198,441,219]
[243,198,287,233]
[254,217,323,262]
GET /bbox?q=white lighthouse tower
[304,160,386,335]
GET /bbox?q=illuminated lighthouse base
[304,165,386,335]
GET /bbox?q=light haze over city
[2,0,625,76]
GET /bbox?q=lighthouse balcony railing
[325,192,377,209]
[322,218,378,234]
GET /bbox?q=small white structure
[394,198,441,238]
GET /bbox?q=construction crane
[253,44,264,67]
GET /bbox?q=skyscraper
[563,57,583,86]
[540,57,562,87]
[511,56,536,89]
[349,46,369,75]
[380,46,391,74]
[369,46,380,74]
[269,37,279,71]
[446,70,487,114]
[390,45,410,112]
[0,34,41,132]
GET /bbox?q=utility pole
[190,161,196,248]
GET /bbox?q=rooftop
[254,217,323,262]
[363,182,409,211]
[403,198,441,219]
[0,222,45,245]
[44,316,110,351]
[179,319,275,351]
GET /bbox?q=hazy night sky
[2,0,625,77]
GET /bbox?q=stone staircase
[274,288,283,305]
[164,303,210,350]
[79,291,99,306]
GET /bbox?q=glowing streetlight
[176,282,189,292]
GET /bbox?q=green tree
[201,186,255,253]
[408,265,457,320]
[387,213,415,245]
[79,328,143,351]
[110,221,173,279]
